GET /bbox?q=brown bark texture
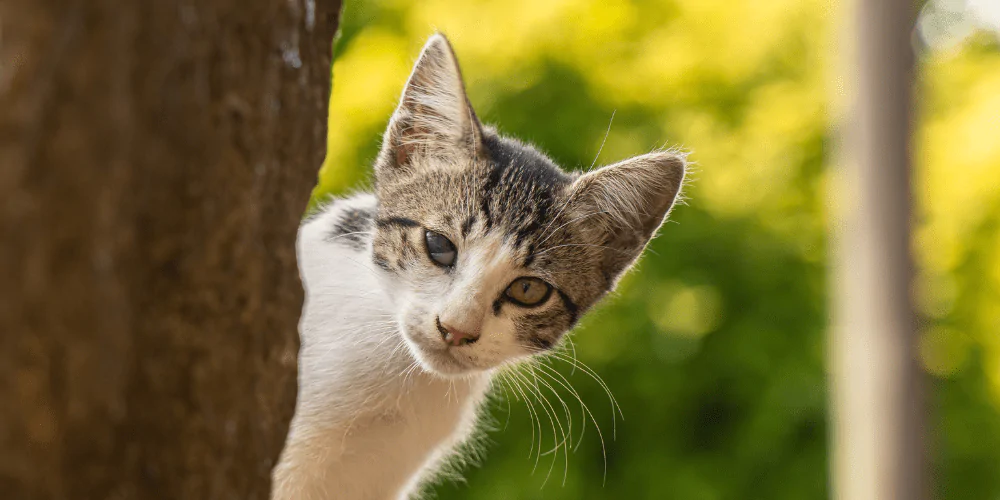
[0,1,340,498]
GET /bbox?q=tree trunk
[0,1,340,498]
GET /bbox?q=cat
[272,33,686,500]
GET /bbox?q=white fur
[272,195,495,500]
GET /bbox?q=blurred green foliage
[313,1,1000,498]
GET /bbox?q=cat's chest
[381,373,491,450]
[335,371,490,483]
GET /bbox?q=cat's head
[371,34,685,377]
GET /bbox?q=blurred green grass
[313,1,1000,498]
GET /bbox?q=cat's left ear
[375,34,483,182]
[568,150,687,286]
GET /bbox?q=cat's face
[370,34,685,377]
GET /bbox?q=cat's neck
[273,193,493,500]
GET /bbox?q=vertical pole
[831,1,925,500]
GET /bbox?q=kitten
[272,34,686,500]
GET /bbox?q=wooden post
[830,1,925,500]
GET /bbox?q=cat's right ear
[567,150,687,287]
[375,34,483,182]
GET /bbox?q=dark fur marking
[376,216,420,229]
[475,132,564,241]
[523,244,536,267]
[556,289,579,326]
[526,336,553,351]
[517,311,563,351]
[511,289,575,351]
[401,238,417,260]
[327,207,374,250]
[480,133,565,188]
[372,252,392,272]
[479,164,503,232]
[461,214,477,239]
[514,220,541,249]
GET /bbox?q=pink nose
[437,319,480,346]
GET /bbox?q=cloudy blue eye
[425,231,457,267]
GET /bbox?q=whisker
[532,210,612,250]
[533,361,597,454]
[532,359,611,485]
[564,335,579,376]
[588,110,615,172]
[509,368,566,487]
[545,352,624,437]
[532,111,615,246]
[527,362,573,487]
[534,188,584,247]
[489,376,515,431]
[324,230,374,243]
[502,370,543,468]
[532,243,633,259]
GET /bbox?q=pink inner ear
[395,141,411,166]
[393,119,433,167]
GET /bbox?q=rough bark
[0,1,340,498]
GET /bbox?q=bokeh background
[311,1,1000,498]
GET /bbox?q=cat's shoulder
[300,192,377,252]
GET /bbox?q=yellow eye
[505,277,552,307]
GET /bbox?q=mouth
[401,329,480,377]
